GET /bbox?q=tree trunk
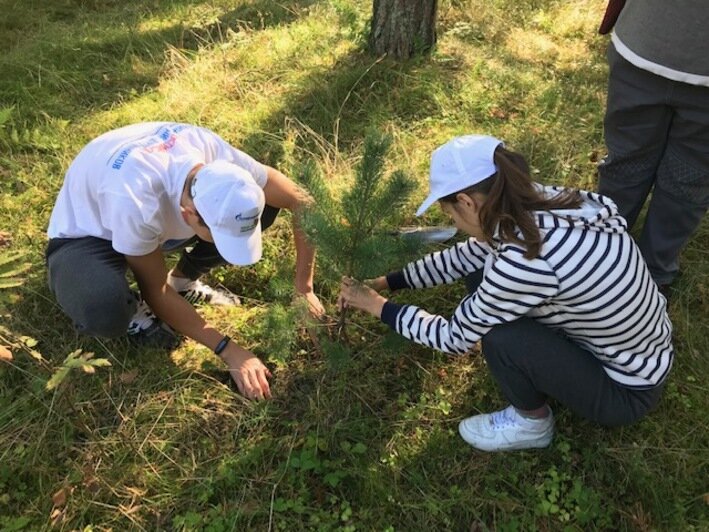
[369,0,437,59]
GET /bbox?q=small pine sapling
[298,131,417,340]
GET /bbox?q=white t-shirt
[47,122,268,256]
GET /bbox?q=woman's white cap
[416,135,503,216]
[191,161,266,266]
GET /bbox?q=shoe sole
[458,422,553,452]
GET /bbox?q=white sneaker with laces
[127,298,156,335]
[458,405,554,452]
[167,274,240,306]
[127,297,179,349]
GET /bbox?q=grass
[1,0,707,530]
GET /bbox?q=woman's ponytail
[441,147,582,259]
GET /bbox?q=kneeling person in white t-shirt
[46,122,324,400]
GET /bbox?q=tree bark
[369,0,438,59]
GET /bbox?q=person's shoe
[458,405,554,452]
[167,275,240,306]
[127,298,179,349]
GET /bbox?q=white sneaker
[167,275,240,306]
[458,405,554,452]
[127,298,179,349]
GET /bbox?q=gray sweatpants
[598,43,709,285]
[46,206,280,338]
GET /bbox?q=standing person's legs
[636,82,709,285]
[598,43,673,229]
[46,237,136,337]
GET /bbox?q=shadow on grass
[0,0,320,121]
[1,250,436,528]
[3,0,707,528]
[237,47,469,165]
[233,21,610,188]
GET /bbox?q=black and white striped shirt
[381,188,673,388]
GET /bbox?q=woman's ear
[455,192,481,213]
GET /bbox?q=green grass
[1,0,708,530]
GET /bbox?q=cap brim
[415,194,439,217]
[211,220,263,266]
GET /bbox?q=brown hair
[440,146,582,259]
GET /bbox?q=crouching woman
[338,135,673,452]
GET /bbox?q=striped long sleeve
[387,238,491,290]
[379,188,674,388]
[382,247,559,354]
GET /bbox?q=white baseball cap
[191,161,266,266]
[416,135,503,216]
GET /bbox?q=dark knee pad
[598,148,660,189]
[655,148,709,207]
